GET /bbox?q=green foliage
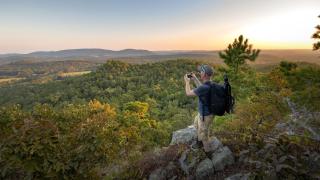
[267,65,292,97]
[279,61,297,75]
[312,15,320,50]
[0,60,99,78]
[220,91,289,150]
[213,63,291,150]
[219,35,260,74]
[0,60,199,124]
[0,59,319,178]
[0,104,28,134]
[0,100,169,178]
[0,116,66,179]
[124,101,149,118]
[211,114,234,131]
[213,62,319,179]
[282,63,320,111]
[213,64,266,101]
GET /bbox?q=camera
[187,73,193,78]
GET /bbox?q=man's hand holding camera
[184,72,196,83]
[184,72,197,97]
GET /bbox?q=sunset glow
[239,7,319,49]
[0,0,319,53]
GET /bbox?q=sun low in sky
[0,0,319,53]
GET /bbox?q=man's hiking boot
[191,140,203,150]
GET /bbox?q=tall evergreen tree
[219,35,260,74]
[312,15,320,51]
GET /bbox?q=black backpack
[201,75,235,116]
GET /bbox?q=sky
[0,0,319,53]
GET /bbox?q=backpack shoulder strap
[200,81,212,120]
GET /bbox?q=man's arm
[184,74,197,96]
[193,76,202,87]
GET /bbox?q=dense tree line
[0,59,206,124]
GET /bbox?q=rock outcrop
[146,119,320,180]
[149,125,236,180]
[196,158,214,179]
[211,146,234,171]
[170,125,197,145]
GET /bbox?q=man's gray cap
[197,64,214,76]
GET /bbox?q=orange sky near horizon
[0,0,319,53]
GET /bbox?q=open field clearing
[0,77,25,84]
[59,71,91,77]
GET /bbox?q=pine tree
[312,15,320,51]
[219,35,260,74]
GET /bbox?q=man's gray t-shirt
[193,82,212,116]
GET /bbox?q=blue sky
[0,0,319,53]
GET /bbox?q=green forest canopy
[0,59,319,178]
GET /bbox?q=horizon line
[0,48,316,55]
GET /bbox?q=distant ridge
[28,48,155,58]
[0,49,157,65]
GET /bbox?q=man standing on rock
[184,64,214,154]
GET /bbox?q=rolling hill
[0,49,319,66]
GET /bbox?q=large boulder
[170,125,197,145]
[211,146,234,171]
[203,137,223,153]
[196,158,214,180]
[178,148,204,176]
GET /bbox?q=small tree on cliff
[312,15,320,51]
[219,35,260,74]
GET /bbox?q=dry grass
[0,77,25,84]
[59,71,91,77]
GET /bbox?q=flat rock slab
[170,125,197,145]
